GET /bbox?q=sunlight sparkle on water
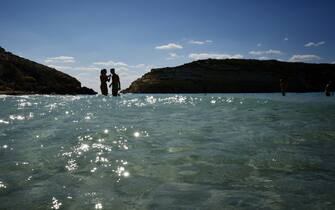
[95,203,103,209]
[0,181,6,189]
[123,171,130,177]
[115,165,130,178]
[65,159,78,172]
[0,119,9,124]
[146,96,157,104]
[9,115,25,120]
[1,94,334,209]
[51,197,62,209]
[95,156,109,163]
[78,143,90,152]
[134,132,140,138]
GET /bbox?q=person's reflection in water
[325,81,333,96]
[109,68,121,96]
[280,78,288,96]
[100,69,110,96]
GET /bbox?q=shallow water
[0,93,335,209]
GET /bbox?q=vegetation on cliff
[123,59,335,93]
[0,47,96,95]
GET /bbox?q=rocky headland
[0,47,96,95]
[123,59,335,93]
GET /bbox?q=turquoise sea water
[0,93,335,209]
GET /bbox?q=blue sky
[1,0,335,91]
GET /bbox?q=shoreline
[0,91,92,96]
[0,91,330,96]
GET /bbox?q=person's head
[101,69,107,75]
[110,68,115,74]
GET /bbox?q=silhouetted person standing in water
[325,81,333,96]
[280,78,288,96]
[100,69,110,96]
[109,68,121,96]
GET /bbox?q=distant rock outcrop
[123,59,335,93]
[0,47,96,95]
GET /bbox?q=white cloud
[93,61,152,72]
[289,54,321,62]
[93,60,153,71]
[189,40,212,45]
[155,43,183,50]
[93,61,129,67]
[284,37,289,41]
[257,43,262,47]
[166,53,181,60]
[132,64,146,68]
[74,67,100,72]
[249,49,283,56]
[189,53,243,60]
[45,56,75,64]
[47,64,73,71]
[331,61,335,64]
[304,41,325,47]
[47,65,100,72]
[258,57,270,60]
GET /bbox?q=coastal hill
[0,47,96,95]
[123,59,335,93]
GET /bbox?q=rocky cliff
[0,47,96,95]
[123,59,335,93]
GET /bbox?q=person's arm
[109,77,112,88]
[118,76,121,90]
